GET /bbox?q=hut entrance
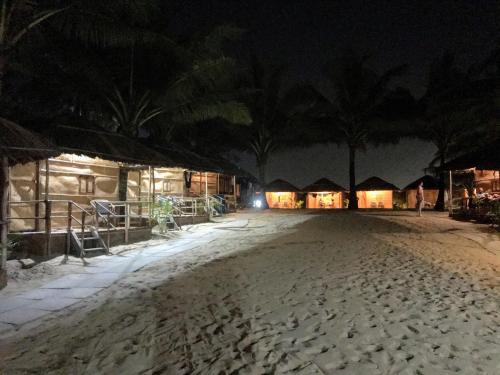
[306,192,342,209]
[265,192,297,209]
[356,191,393,209]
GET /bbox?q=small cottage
[302,178,345,209]
[356,176,399,209]
[404,175,439,209]
[265,179,300,209]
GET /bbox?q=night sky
[173,0,498,186]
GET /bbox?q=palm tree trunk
[434,154,446,211]
[257,162,269,209]
[348,145,358,210]
[258,162,266,186]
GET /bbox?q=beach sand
[1,210,499,374]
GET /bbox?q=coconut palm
[418,53,497,210]
[299,50,408,209]
[0,0,66,96]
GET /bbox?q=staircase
[68,202,109,259]
[70,226,108,258]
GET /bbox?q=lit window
[163,181,172,192]
[79,175,95,194]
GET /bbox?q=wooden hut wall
[139,168,186,200]
[406,189,439,209]
[9,162,38,231]
[306,192,343,209]
[10,154,120,231]
[265,192,297,209]
[189,172,217,196]
[356,190,393,209]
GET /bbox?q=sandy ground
[1,210,500,375]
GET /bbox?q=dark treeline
[1,0,499,210]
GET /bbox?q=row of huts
[264,176,440,209]
[1,119,252,288]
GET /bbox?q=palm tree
[302,50,408,209]
[243,56,287,185]
[418,53,496,210]
[0,0,66,96]
[108,25,251,139]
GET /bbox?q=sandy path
[1,211,499,375]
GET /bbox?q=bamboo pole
[34,161,40,231]
[233,175,237,211]
[66,201,72,258]
[44,159,51,257]
[152,167,156,204]
[1,156,9,288]
[138,170,142,217]
[205,172,208,198]
[125,202,130,243]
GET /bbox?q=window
[79,175,95,194]
[163,181,172,193]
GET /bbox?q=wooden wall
[406,189,439,209]
[265,192,297,209]
[306,192,343,209]
[356,190,393,209]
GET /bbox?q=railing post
[66,202,72,257]
[107,213,111,250]
[125,202,130,243]
[81,211,86,253]
[45,200,52,257]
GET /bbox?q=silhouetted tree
[297,50,408,209]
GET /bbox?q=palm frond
[172,100,251,125]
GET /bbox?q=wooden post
[138,170,142,217]
[151,167,156,204]
[66,202,72,258]
[45,200,52,257]
[1,156,9,288]
[44,159,49,200]
[147,166,152,226]
[125,202,130,243]
[80,210,86,257]
[43,159,51,257]
[34,161,40,231]
[233,175,237,211]
[107,213,111,250]
[216,173,220,195]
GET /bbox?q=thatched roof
[0,118,59,166]
[45,123,172,167]
[302,178,346,192]
[356,176,399,191]
[404,175,439,190]
[265,179,300,192]
[150,143,221,172]
[206,156,256,179]
[442,140,500,171]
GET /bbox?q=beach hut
[1,118,59,288]
[442,140,500,193]
[265,179,300,209]
[355,176,399,209]
[441,140,500,212]
[302,178,346,209]
[404,175,439,209]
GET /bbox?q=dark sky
[173,0,497,186]
[173,0,498,96]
